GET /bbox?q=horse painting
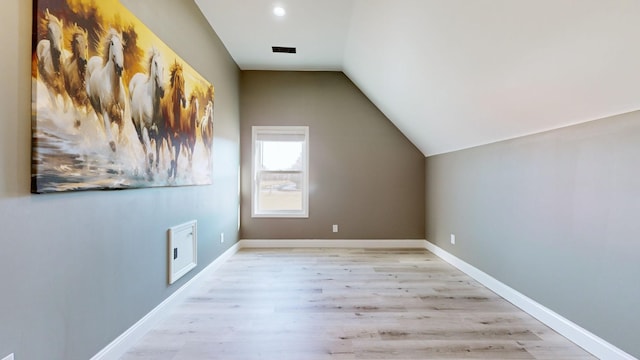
[36,9,65,107]
[160,60,187,179]
[86,28,127,152]
[31,1,215,193]
[63,24,90,126]
[129,47,165,175]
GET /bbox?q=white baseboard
[90,242,241,360]
[423,240,636,360]
[239,239,426,249]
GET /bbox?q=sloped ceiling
[194,0,640,156]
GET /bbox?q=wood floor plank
[121,248,596,359]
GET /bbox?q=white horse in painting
[86,28,127,152]
[200,100,214,167]
[129,47,166,175]
[36,9,65,107]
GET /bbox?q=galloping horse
[63,24,89,125]
[160,60,187,179]
[181,94,199,167]
[200,100,214,166]
[36,9,65,106]
[86,28,126,152]
[129,47,165,174]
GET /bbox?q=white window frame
[251,126,309,218]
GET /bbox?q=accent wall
[240,71,425,240]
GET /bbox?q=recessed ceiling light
[273,6,286,17]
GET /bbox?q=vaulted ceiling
[194,0,640,156]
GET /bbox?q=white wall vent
[168,220,197,284]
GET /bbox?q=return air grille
[272,46,296,54]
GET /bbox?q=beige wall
[426,111,640,357]
[240,71,425,239]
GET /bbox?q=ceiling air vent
[272,46,296,54]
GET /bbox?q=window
[252,126,309,218]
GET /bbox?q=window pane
[257,172,303,211]
[259,141,303,171]
[252,125,308,218]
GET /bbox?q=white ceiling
[195,0,640,156]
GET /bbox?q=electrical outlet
[450,234,456,245]
[220,233,224,243]
[2,353,15,360]
[332,224,338,233]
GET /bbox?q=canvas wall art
[31,0,215,193]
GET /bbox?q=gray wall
[426,111,640,357]
[0,1,239,359]
[240,71,425,240]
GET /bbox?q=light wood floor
[121,248,596,359]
